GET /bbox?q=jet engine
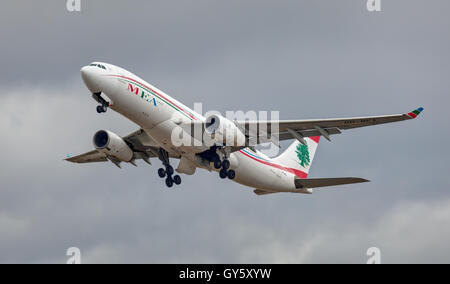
[93,130,134,162]
[204,114,246,146]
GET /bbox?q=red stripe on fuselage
[239,150,308,179]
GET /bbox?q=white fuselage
[81,62,299,192]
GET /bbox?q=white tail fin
[272,136,320,178]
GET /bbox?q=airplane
[66,62,424,195]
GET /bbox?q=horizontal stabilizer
[253,189,277,195]
[295,177,369,189]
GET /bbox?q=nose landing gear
[96,105,108,113]
[93,92,109,113]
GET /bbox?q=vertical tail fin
[273,136,320,178]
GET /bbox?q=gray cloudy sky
[0,0,449,263]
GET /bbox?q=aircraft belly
[232,152,296,192]
[143,120,207,157]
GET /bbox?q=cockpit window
[89,63,106,70]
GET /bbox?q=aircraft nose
[81,66,101,93]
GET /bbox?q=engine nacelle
[204,115,246,146]
[93,130,134,162]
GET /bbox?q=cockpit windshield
[89,63,107,70]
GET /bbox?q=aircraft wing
[65,150,108,163]
[66,129,166,165]
[237,107,424,143]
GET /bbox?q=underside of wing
[123,129,161,151]
[237,107,424,143]
[65,150,107,163]
[66,129,172,167]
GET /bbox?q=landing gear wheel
[222,159,230,170]
[213,160,222,169]
[227,169,236,180]
[173,175,182,185]
[96,105,107,113]
[166,165,174,176]
[158,148,177,188]
[158,168,166,178]
[165,177,174,188]
[219,169,228,179]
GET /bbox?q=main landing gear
[211,151,236,180]
[157,148,182,188]
[93,92,109,114]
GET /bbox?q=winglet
[406,107,424,119]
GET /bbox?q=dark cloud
[0,0,449,263]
